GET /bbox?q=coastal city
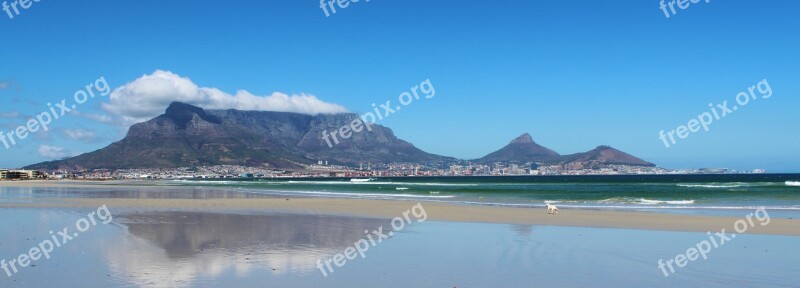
[0,162,766,180]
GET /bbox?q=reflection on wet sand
[108,212,386,287]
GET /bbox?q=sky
[0,0,798,171]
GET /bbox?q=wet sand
[2,181,799,287]
[1,207,797,287]
[0,195,797,236]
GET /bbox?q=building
[0,170,44,180]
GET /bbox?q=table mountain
[26,102,454,170]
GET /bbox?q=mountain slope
[475,133,562,164]
[560,145,655,168]
[475,134,654,168]
[26,102,453,170]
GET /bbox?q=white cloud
[0,111,20,118]
[38,145,74,159]
[63,129,96,141]
[0,79,20,91]
[71,111,116,125]
[101,70,349,124]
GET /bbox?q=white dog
[546,204,559,215]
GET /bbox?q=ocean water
[165,174,800,217]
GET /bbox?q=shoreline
[2,197,798,236]
[2,180,799,236]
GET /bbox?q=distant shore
[1,180,798,236]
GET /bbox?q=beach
[1,180,799,287]
[2,180,799,235]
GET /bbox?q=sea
[165,173,800,217]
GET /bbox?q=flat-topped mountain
[27,102,454,170]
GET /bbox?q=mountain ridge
[26,102,453,170]
[474,134,655,167]
[25,102,655,170]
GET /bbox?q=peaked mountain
[475,134,654,167]
[560,145,655,168]
[475,133,562,163]
[27,102,454,170]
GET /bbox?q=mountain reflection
[107,211,387,287]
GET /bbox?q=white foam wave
[426,200,800,211]
[677,183,743,188]
[637,198,695,205]
[599,198,695,205]
[284,181,478,186]
[240,188,456,200]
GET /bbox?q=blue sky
[0,0,798,171]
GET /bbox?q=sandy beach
[2,180,800,287]
[2,180,798,236]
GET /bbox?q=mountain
[26,103,655,171]
[559,145,655,168]
[26,102,453,170]
[474,133,562,164]
[475,134,654,168]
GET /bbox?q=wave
[547,204,800,210]
[429,200,800,211]
[284,181,479,186]
[637,198,695,205]
[677,183,744,188]
[599,198,695,205]
[786,181,800,187]
[240,188,456,200]
[677,182,786,189]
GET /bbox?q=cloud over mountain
[38,145,74,159]
[101,70,348,125]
